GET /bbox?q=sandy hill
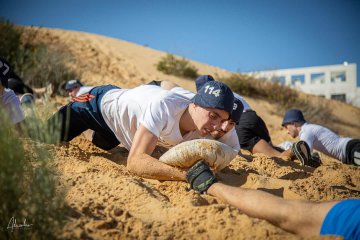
[25,27,360,239]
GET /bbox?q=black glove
[186,160,217,193]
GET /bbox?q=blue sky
[1,0,359,85]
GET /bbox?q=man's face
[284,123,299,138]
[192,104,229,137]
[210,120,236,139]
[67,86,80,98]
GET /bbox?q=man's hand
[186,160,217,193]
[127,124,186,180]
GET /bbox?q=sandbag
[159,139,238,171]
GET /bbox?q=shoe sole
[292,141,311,166]
[354,150,360,166]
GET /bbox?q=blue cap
[282,109,306,126]
[192,81,234,114]
[230,98,244,124]
[65,79,82,90]
[195,75,215,91]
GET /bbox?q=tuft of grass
[222,73,300,109]
[0,101,65,239]
[156,53,199,79]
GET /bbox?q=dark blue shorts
[48,85,120,150]
[320,199,360,239]
[235,110,271,150]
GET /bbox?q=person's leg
[252,139,283,157]
[46,85,120,144]
[207,182,336,237]
[236,111,264,151]
[251,112,271,143]
[46,104,89,143]
[237,111,280,156]
[92,130,120,151]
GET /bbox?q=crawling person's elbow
[126,156,137,173]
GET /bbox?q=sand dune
[24,26,360,239]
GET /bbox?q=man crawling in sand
[47,80,236,180]
[150,75,315,167]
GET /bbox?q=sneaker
[291,140,311,166]
[353,150,360,166]
[309,152,322,168]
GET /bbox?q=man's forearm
[127,153,186,181]
[207,182,287,222]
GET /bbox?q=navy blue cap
[65,79,82,90]
[282,109,306,126]
[230,98,244,124]
[0,57,12,88]
[192,81,234,114]
[195,75,215,91]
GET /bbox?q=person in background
[65,79,94,100]
[0,56,35,106]
[0,57,25,129]
[282,109,360,166]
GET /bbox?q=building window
[311,73,325,84]
[331,71,346,82]
[291,75,305,85]
[331,94,346,102]
[271,76,286,85]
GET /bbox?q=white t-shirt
[1,88,25,124]
[299,123,351,161]
[76,86,94,97]
[170,86,195,99]
[101,85,199,150]
[233,92,252,112]
[170,86,240,152]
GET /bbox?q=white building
[245,63,360,107]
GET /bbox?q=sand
[24,26,360,239]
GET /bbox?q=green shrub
[222,73,300,109]
[156,53,198,79]
[0,103,65,239]
[0,19,79,96]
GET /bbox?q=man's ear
[189,102,197,109]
